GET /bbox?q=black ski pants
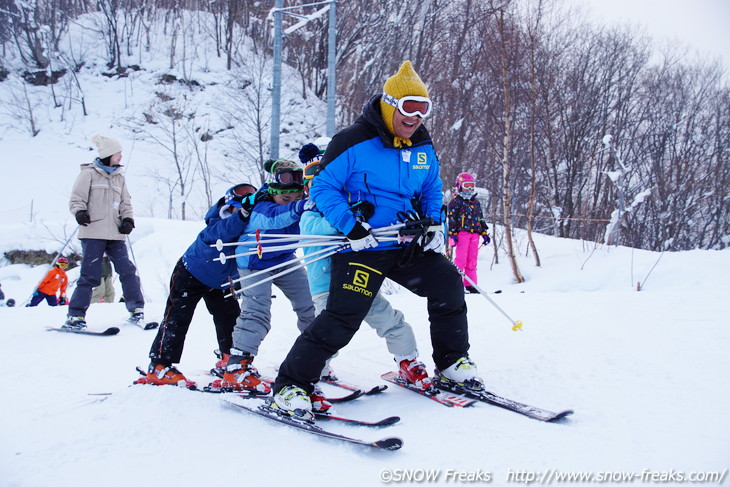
[274,248,470,394]
[149,258,240,365]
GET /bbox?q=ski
[315,412,401,428]
[434,380,574,422]
[128,321,159,330]
[224,398,403,450]
[381,371,477,408]
[324,389,365,403]
[46,326,120,336]
[320,375,388,397]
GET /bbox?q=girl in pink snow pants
[447,172,491,293]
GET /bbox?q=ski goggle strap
[382,93,432,118]
[268,186,304,195]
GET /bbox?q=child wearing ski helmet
[214,159,315,395]
[27,258,69,307]
[138,183,258,388]
[448,172,490,293]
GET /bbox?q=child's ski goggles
[274,168,304,187]
[303,158,323,182]
[460,181,475,190]
[382,93,432,118]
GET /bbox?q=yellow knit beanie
[380,61,429,147]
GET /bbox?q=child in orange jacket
[27,258,69,307]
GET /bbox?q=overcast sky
[574,0,730,67]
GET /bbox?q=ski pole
[451,262,523,331]
[224,244,346,298]
[213,227,404,250]
[214,236,400,263]
[243,223,407,239]
[214,234,347,250]
[126,235,147,297]
[225,244,341,286]
[23,226,79,305]
[214,239,352,263]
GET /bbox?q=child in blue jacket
[217,160,315,396]
[141,183,257,387]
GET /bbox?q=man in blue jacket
[272,61,484,415]
[140,183,257,387]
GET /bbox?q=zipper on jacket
[363,173,377,207]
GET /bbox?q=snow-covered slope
[0,218,727,486]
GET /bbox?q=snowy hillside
[0,217,728,486]
[0,11,327,225]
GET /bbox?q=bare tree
[496,4,525,283]
[128,86,201,219]
[4,80,42,136]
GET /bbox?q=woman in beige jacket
[63,134,145,330]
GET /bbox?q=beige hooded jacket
[69,162,134,240]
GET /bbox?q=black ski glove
[118,218,135,235]
[75,210,91,226]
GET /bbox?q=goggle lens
[232,183,257,196]
[400,99,431,117]
[461,181,475,190]
[276,169,304,186]
[383,93,432,118]
[303,159,322,180]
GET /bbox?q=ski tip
[144,322,159,330]
[103,327,121,335]
[328,389,364,403]
[373,437,403,450]
[366,384,388,395]
[547,409,575,422]
[377,416,401,426]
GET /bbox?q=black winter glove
[75,210,91,226]
[240,191,269,213]
[118,218,135,235]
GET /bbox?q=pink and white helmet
[455,172,475,191]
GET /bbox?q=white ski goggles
[382,93,432,118]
